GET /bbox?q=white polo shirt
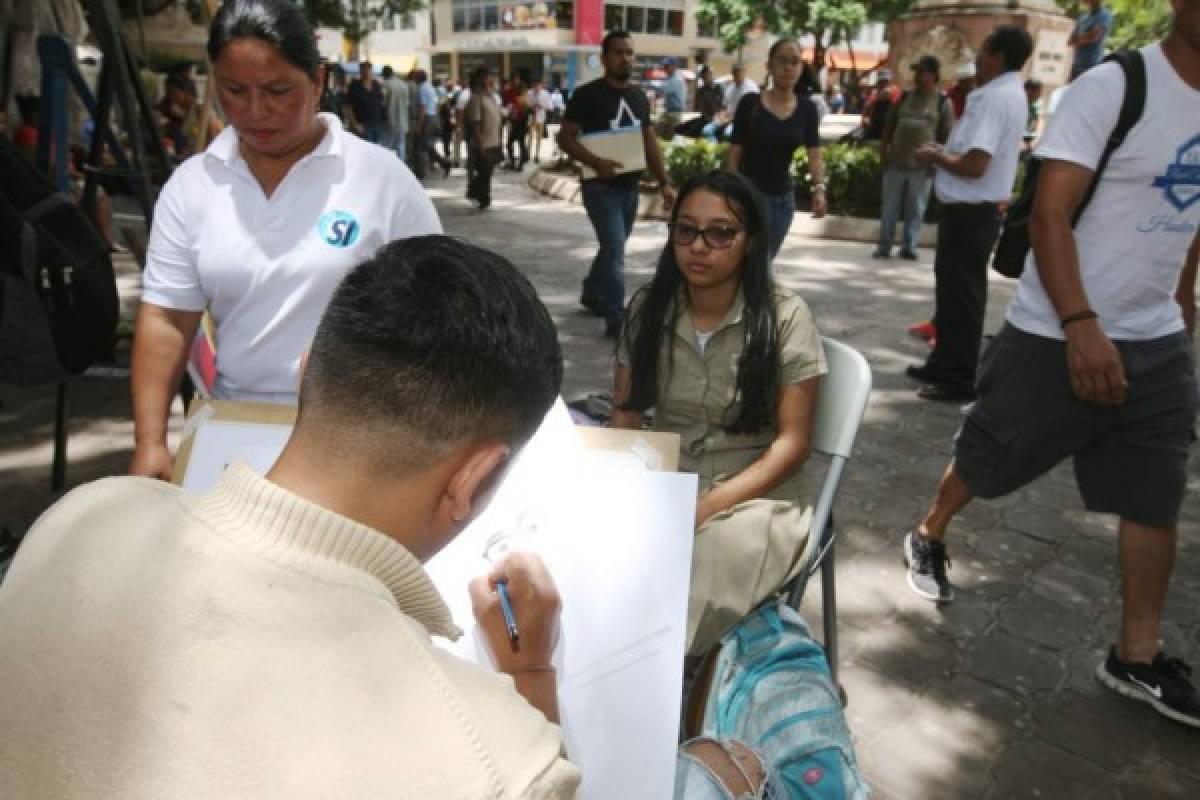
[143,113,442,403]
[934,71,1028,204]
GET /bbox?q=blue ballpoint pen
[495,579,520,652]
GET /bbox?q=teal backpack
[694,598,870,799]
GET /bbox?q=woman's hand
[811,189,828,219]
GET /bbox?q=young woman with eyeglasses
[611,170,826,657]
[726,37,827,262]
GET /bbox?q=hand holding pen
[469,551,561,676]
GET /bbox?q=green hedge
[662,139,884,218]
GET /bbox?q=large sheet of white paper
[177,401,697,799]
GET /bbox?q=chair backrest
[811,338,872,460]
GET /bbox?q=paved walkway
[1,166,1197,798]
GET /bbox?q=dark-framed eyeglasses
[671,222,744,249]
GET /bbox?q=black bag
[0,135,119,385]
[992,51,1146,279]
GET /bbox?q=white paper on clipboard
[578,127,646,179]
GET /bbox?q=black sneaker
[1096,647,1200,728]
[903,531,953,603]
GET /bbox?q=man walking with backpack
[874,55,953,261]
[902,1,1200,728]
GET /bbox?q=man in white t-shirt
[903,4,1200,728]
[526,80,555,164]
[722,64,758,119]
[906,26,1032,403]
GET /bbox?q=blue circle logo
[317,210,361,248]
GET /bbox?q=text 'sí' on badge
[317,210,361,248]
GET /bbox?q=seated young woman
[611,170,826,657]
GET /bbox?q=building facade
[429,0,727,90]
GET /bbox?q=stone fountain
[888,0,1075,91]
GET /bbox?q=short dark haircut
[602,30,632,56]
[382,65,394,79]
[208,0,321,79]
[986,25,1034,72]
[299,237,563,472]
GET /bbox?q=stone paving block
[1057,538,1122,581]
[1031,688,1159,768]
[854,614,962,687]
[837,661,926,746]
[927,592,995,640]
[998,591,1094,650]
[963,528,1056,568]
[1027,561,1117,615]
[857,716,996,800]
[922,674,1028,754]
[1117,764,1200,800]
[992,739,1121,800]
[966,632,1066,695]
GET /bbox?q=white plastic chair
[784,337,873,688]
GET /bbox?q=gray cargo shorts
[954,323,1198,528]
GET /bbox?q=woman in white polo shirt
[131,0,441,480]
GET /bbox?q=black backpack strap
[1073,49,1146,225]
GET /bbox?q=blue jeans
[763,191,795,263]
[878,167,931,256]
[581,181,639,321]
[380,127,406,162]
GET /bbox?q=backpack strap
[1073,49,1146,225]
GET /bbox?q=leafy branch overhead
[303,0,428,45]
[696,0,868,55]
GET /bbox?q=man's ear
[439,442,511,528]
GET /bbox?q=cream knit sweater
[0,463,580,799]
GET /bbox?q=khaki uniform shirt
[620,286,826,499]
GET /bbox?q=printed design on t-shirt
[317,210,361,248]
[610,97,641,131]
[1152,134,1200,212]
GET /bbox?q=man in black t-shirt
[347,61,385,143]
[557,30,676,338]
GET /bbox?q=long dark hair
[620,171,780,434]
[208,0,321,79]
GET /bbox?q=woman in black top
[727,38,827,262]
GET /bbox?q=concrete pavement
[1,164,1197,798]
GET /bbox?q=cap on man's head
[955,62,976,79]
[876,68,893,81]
[911,55,940,76]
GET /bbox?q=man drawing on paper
[0,237,581,798]
[558,30,677,340]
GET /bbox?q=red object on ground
[908,320,937,342]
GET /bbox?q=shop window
[646,7,664,34]
[604,4,624,30]
[626,6,644,32]
[555,1,574,29]
[667,10,683,37]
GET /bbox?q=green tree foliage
[862,0,915,25]
[696,0,868,56]
[1057,0,1172,50]
[303,0,427,52]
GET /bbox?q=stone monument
[888,0,1076,93]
